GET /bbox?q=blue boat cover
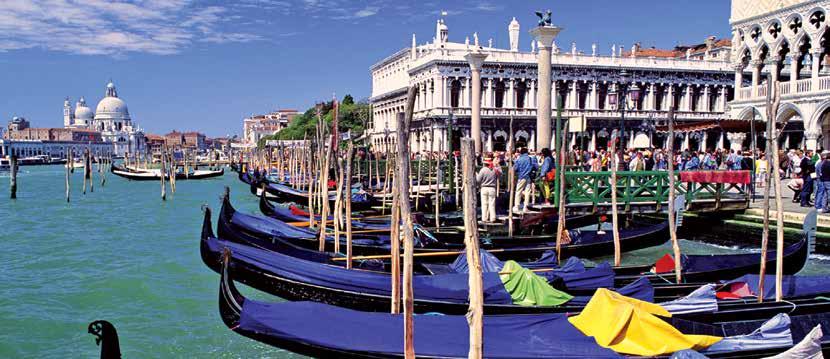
[722,274,830,300]
[448,251,614,291]
[659,284,719,315]
[568,277,654,306]
[703,313,793,353]
[237,300,623,358]
[230,211,317,239]
[207,237,514,304]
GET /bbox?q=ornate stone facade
[728,0,830,150]
[370,16,735,153]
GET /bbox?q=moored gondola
[216,249,830,358]
[111,164,223,181]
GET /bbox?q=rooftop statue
[535,10,552,27]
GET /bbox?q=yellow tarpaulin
[568,288,721,356]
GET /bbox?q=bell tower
[63,97,74,127]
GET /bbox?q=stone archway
[777,102,806,150]
[814,100,830,150]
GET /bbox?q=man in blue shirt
[512,147,538,213]
[683,152,700,171]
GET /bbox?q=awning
[654,119,768,134]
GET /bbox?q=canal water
[1,165,828,357]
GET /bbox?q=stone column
[648,83,656,111]
[805,128,821,151]
[702,85,710,112]
[811,48,822,90]
[529,80,537,109]
[485,79,493,108]
[719,86,728,112]
[667,85,675,111]
[768,57,780,85]
[734,64,744,95]
[529,130,536,151]
[685,86,693,111]
[464,77,471,108]
[727,132,746,152]
[486,130,494,152]
[751,59,762,94]
[440,77,447,108]
[571,80,579,109]
[465,51,488,154]
[530,25,561,151]
[789,53,800,91]
[590,81,598,109]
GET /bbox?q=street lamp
[608,69,641,149]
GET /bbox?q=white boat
[65,159,85,169]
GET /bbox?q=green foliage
[262,94,371,143]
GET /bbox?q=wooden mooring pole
[10,154,18,199]
[345,144,355,269]
[666,107,682,283]
[461,137,484,359]
[610,130,621,266]
[395,84,417,358]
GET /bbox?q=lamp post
[608,70,641,151]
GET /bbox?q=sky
[0,0,732,138]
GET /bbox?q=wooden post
[415,158,422,210]
[318,136,333,252]
[461,138,484,359]
[9,154,17,199]
[434,152,440,228]
[390,175,401,314]
[758,84,778,303]
[555,103,567,262]
[160,147,167,201]
[508,115,515,237]
[395,85,418,359]
[666,108,682,283]
[767,82,786,302]
[65,150,71,202]
[307,144,315,227]
[610,130,621,266]
[333,155,345,254]
[345,144,355,269]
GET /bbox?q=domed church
[64,81,145,156]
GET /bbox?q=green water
[1,166,828,357]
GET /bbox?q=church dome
[94,81,130,121]
[75,97,94,120]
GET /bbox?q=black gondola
[216,249,830,358]
[222,191,670,262]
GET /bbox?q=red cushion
[289,205,310,216]
[653,253,676,274]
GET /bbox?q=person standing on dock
[512,147,537,213]
[815,151,827,212]
[536,148,554,205]
[800,150,816,208]
[819,152,830,213]
[476,154,501,223]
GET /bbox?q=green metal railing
[554,170,748,208]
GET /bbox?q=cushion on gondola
[720,274,830,300]
[288,205,309,217]
[568,288,722,356]
[499,260,573,306]
[654,253,678,274]
[659,285,718,315]
[231,211,317,238]
[703,313,792,353]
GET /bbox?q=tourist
[536,148,555,205]
[702,150,718,170]
[589,152,601,172]
[476,154,501,223]
[816,151,828,211]
[820,152,830,213]
[629,151,645,171]
[683,151,700,171]
[800,150,815,207]
[755,153,768,189]
[512,147,537,213]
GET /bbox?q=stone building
[243,109,299,145]
[727,0,830,150]
[369,16,735,153]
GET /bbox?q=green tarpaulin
[499,260,573,306]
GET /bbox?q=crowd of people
[468,146,830,222]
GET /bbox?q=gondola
[203,212,830,322]
[111,164,224,181]
[217,191,810,286]
[223,191,670,262]
[216,249,830,358]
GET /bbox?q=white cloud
[0,0,263,56]
[353,6,379,18]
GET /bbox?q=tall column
[464,78,471,108]
[685,86,693,111]
[768,57,780,85]
[507,79,515,108]
[465,51,488,154]
[648,83,656,111]
[440,77,447,108]
[530,25,561,151]
[529,80,537,109]
[667,85,675,111]
[719,86,728,111]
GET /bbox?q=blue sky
[0,0,731,137]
